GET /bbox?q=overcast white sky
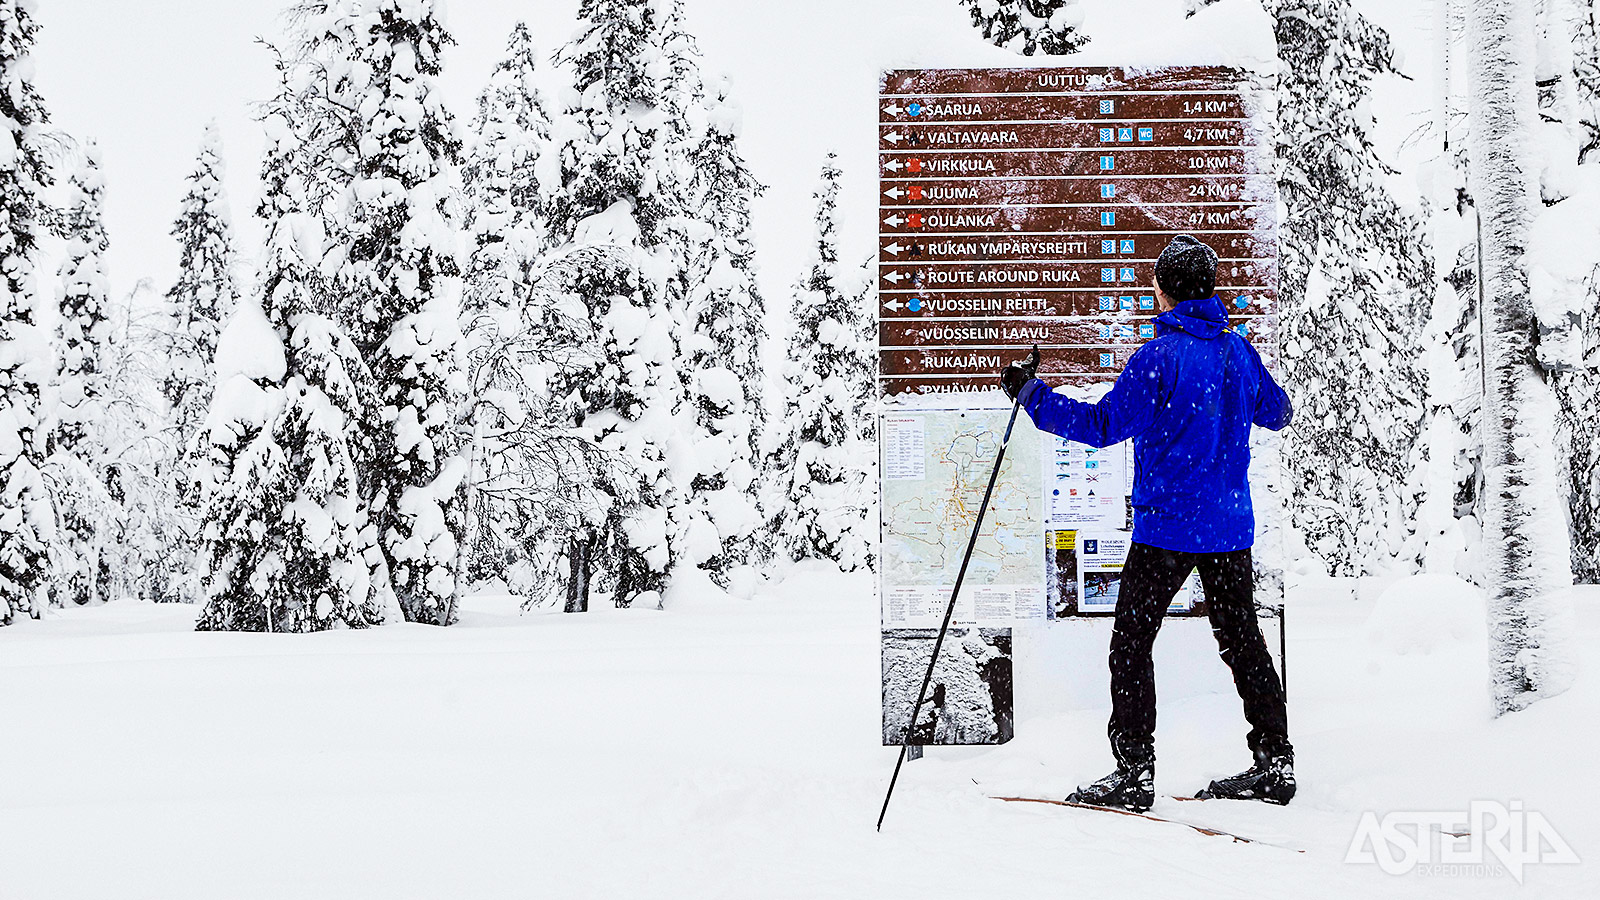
[35,0,1300,312]
[35,0,992,310]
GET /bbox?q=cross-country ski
[993,796,1305,851]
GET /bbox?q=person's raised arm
[1251,346,1293,431]
[1008,346,1169,447]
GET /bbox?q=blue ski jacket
[1016,295,1292,553]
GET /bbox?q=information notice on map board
[877,66,1280,747]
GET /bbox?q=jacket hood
[1155,294,1229,340]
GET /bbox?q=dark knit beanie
[1154,235,1218,303]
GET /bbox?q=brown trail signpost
[874,68,1282,772]
[877,66,1277,394]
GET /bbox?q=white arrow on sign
[883,132,904,145]
[883,271,907,284]
[884,187,905,200]
[883,298,904,312]
[883,159,903,172]
[883,214,905,227]
[883,104,903,117]
[883,242,907,256]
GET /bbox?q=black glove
[1000,346,1041,401]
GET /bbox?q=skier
[1000,235,1295,811]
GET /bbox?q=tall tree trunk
[1467,0,1576,714]
[565,533,592,613]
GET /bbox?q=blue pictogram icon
[1100,156,1115,171]
[1101,184,1116,199]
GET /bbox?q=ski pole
[876,348,1037,831]
[1279,602,1287,699]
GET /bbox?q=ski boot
[1066,735,1155,812]
[1195,750,1295,805]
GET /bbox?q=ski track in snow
[0,568,1594,899]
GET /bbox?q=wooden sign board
[878,66,1279,396]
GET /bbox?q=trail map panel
[880,409,1044,626]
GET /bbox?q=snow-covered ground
[2,569,1592,899]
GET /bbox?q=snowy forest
[0,0,880,630]
[4,0,1600,896]
[0,0,1596,708]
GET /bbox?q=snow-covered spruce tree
[52,143,111,459]
[46,142,117,607]
[959,0,1088,55]
[1411,0,1486,580]
[660,7,769,585]
[850,256,879,447]
[764,155,875,572]
[1270,0,1433,575]
[458,22,561,588]
[1467,0,1576,712]
[307,0,469,626]
[547,0,687,608]
[97,279,193,604]
[195,70,388,633]
[165,122,239,487]
[1416,179,1486,578]
[0,0,54,625]
[152,123,241,604]
[463,244,635,611]
[1532,0,1600,585]
[461,21,553,316]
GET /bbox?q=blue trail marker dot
[907,102,922,116]
[909,297,922,312]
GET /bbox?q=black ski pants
[1107,542,1291,762]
